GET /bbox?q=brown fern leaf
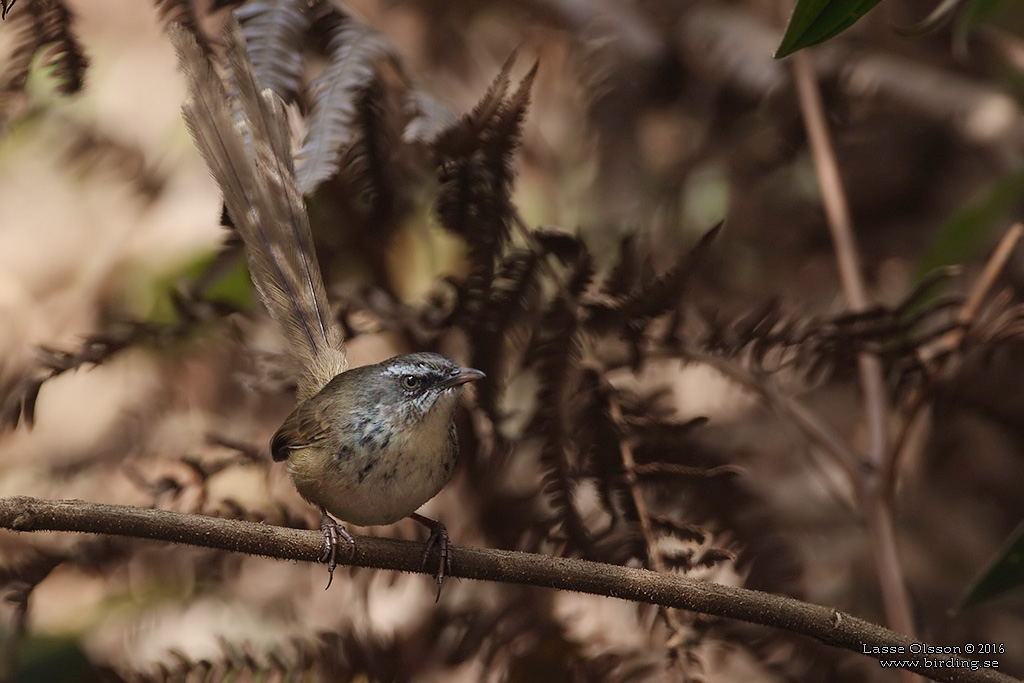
[338,77,399,234]
[490,60,538,156]
[660,548,696,571]
[433,55,536,240]
[661,546,735,571]
[527,257,596,556]
[294,1,394,195]
[62,118,166,199]
[467,232,585,412]
[460,235,586,420]
[624,416,712,450]
[0,376,42,430]
[234,0,310,100]
[154,0,213,57]
[466,249,545,419]
[4,0,88,95]
[433,55,538,317]
[35,0,88,94]
[402,87,457,144]
[580,375,712,561]
[565,243,595,296]
[604,232,643,299]
[532,229,587,264]
[586,221,721,334]
[693,546,738,568]
[697,275,968,388]
[648,514,707,543]
[1,293,231,431]
[467,50,518,136]
[575,369,629,528]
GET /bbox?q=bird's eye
[401,375,421,390]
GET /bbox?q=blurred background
[1,0,1023,680]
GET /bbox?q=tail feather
[171,20,347,400]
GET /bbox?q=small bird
[271,353,483,587]
[170,20,481,594]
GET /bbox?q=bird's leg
[409,512,451,601]
[320,507,354,590]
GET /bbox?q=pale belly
[286,424,458,527]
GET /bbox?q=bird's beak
[443,367,486,388]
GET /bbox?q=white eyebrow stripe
[382,364,429,377]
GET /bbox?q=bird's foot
[410,512,451,601]
[320,508,355,590]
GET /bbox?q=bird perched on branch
[170,18,482,595]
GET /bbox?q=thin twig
[608,396,663,572]
[790,50,889,468]
[921,224,1023,363]
[632,462,743,478]
[0,497,1017,683]
[790,46,916,682]
[607,394,692,670]
[886,224,1024,497]
[791,60,867,312]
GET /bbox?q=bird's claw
[417,517,451,602]
[320,509,354,590]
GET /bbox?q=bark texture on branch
[0,497,1016,683]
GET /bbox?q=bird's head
[369,352,484,426]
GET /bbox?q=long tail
[170,19,347,400]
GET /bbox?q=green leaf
[146,251,254,324]
[956,521,1024,611]
[18,635,101,683]
[915,166,1024,280]
[775,0,883,59]
[181,252,255,311]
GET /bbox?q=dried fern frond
[575,369,630,528]
[62,117,166,199]
[0,271,233,431]
[3,0,88,96]
[466,248,546,419]
[527,253,595,555]
[433,53,537,243]
[337,76,399,232]
[294,1,395,195]
[462,232,585,420]
[154,0,214,57]
[585,221,721,335]
[661,546,735,571]
[402,87,457,144]
[648,514,707,543]
[234,0,310,100]
[434,54,538,321]
[603,232,645,299]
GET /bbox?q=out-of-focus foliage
[917,167,1024,278]
[957,521,1024,611]
[953,0,1012,55]
[1,0,1024,681]
[775,0,882,58]
[776,0,1015,57]
[0,0,88,96]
